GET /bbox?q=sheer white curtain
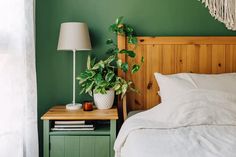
[0,0,38,157]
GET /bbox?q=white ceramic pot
[93,89,115,110]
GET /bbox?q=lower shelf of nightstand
[49,125,110,136]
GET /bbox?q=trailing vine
[77,17,143,98]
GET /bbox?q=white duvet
[114,89,236,157]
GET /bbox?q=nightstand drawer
[50,136,110,157]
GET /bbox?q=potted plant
[77,17,144,109]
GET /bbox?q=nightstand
[41,106,118,157]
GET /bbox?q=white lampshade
[57,22,92,51]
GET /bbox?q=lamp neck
[72,49,76,105]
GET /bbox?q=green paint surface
[36,0,236,156]
[50,136,110,157]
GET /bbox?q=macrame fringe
[200,0,236,30]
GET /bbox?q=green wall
[36,0,236,156]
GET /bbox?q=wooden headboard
[117,35,236,119]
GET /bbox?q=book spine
[54,125,94,128]
[54,121,85,125]
[51,127,95,131]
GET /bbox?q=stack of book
[51,121,95,131]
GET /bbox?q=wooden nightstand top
[41,105,118,120]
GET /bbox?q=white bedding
[114,89,236,157]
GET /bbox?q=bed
[115,36,236,157]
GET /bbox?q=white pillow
[154,73,236,103]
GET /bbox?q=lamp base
[66,103,82,110]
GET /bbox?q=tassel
[200,0,236,30]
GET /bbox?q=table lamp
[57,22,92,110]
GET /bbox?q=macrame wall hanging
[200,0,236,30]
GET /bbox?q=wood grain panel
[212,45,226,73]
[226,45,236,72]
[187,45,200,73]
[146,45,162,108]
[175,45,187,73]
[162,45,176,74]
[118,36,236,115]
[199,45,212,74]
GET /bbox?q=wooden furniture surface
[41,106,118,157]
[118,36,236,118]
[41,105,118,120]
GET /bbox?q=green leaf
[79,88,85,95]
[125,25,134,34]
[94,87,101,94]
[106,39,113,45]
[106,48,114,54]
[116,89,122,95]
[106,47,119,54]
[116,59,122,68]
[88,91,93,97]
[113,48,119,54]
[130,87,138,93]
[90,58,96,67]
[95,87,107,94]
[113,84,121,91]
[76,76,82,81]
[78,78,86,84]
[118,28,125,35]
[121,83,128,98]
[105,71,115,82]
[116,16,124,25]
[127,50,136,58]
[116,77,121,81]
[122,83,128,93]
[131,64,140,74]
[94,73,103,84]
[77,70,96,84]
[119,49,136,58]
[87,55,91,70]
[128,36,138,44]
[77,72,87,80]
[141,56,144,63]
[92,60,105,70]
[104,55,116,64]
[98,80,108,87]
[109,24,118,33]
[128,81,133,86]
[121,63,128,72]
[85,81,95,93]
[81,83,86,87]
[101,88,107,94]
[86,70,96,78]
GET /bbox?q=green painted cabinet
[50,136,110,157]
